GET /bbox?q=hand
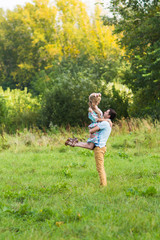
[90,134,95,138]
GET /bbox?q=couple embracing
[65,93,116,187]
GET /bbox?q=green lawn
[0,126,160,240]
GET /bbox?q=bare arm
[97,118,104,122]
[89,126,100,134]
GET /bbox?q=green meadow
[0,119,160,240]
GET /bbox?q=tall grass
[0,118,159,151]
[112,117,157,135]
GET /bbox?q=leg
[74,142,94,150]
[94,147,107,186]
[65,139,94,150]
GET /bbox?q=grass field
[0,119,160,240]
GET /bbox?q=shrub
[100,83,132,119]
[0,96,7,128]
[0,87,40,132]
[41,81,132,127]
[129,89,160,120]
[40,70,97,127]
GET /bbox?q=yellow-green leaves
[0,0,123,90]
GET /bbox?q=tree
[0,0,129,125]
[108,0,160,118]
[0,0,123,91]
[0,0,58,89]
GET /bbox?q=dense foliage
[108,0,160,119]
[0,87,40,132]
[0,0,127,129]
[0,0,159,130]
[0,0,122,91]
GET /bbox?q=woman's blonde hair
[88,93,101,118]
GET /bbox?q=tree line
[0,0,159,132]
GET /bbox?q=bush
[0,96,7,124]
[0,96,7,133]
[0,87,40,132]
[129,89,160,120]
[41,71,97,127]
[41,77,132,127]
[100,83,132,119]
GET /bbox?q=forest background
[0,0,160,133]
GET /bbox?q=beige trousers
[94,146,107,186]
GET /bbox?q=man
[65,108,117,186]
